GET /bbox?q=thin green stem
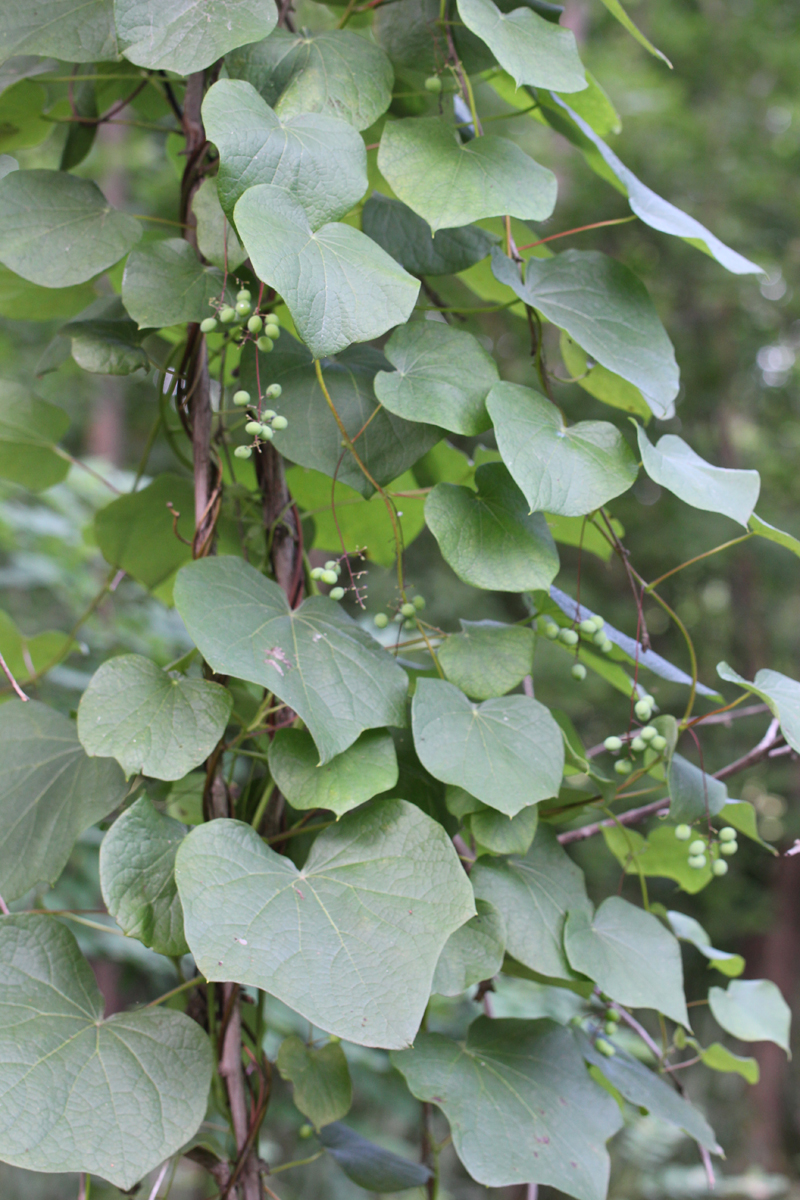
[645,532,754,590]
[145,976,205,1008]
[417,299,518,314]
[53,448,120,493]
[271,1151,325,1174]
[251,780,275,831]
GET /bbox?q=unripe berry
[248,314,263,335]
[401,602,416,617]
[675,824,692,841]
[640,725,657,742]
[262,409,276,421]
[220,306,236,323]
[650,734,667,752]
[592,630,607,646]
[321,569,338,585]
[712,859,729,876]
[257,336,274,352]
[265,383,282,400]
[600,639,613,654]
[232,389,250,406]
[264,322,280,340]
[374,612,389,628]
[719,826,737,842]
[265,312,280,327]
[634,699,653,721]
[299,1123,313,1139]
[245,421,262,436]
[403,618,415,630]
[688,854,707,869]
[544,623,559,640]
[310,567,324,580]
[424,75,443,93]
[593,617,605,630]
[559,628,579,646]
[271,415,288,430]
[596,1037,616,1058]
[235,299,251,317]
[630,736,647,753]
[571,663,587,681]
[579,618,598,634]
[236,289,251,303]
[604,736,623,753]
[614,759,632,776]
[413,595,426,610]
[324,561,339,571]
[604,1021,617,1036]
[720,840,738,856]
[260,425,274,440]
[200,316,217,333]
[234,445,252,459]
[688,839,705,856]
[329,586,345,601]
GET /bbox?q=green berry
[324,561,339,571]
[401,602,416,618]
[257,336,274,352]
[271,415,288,431]
[265,383,282,400]
[235,300,251,317]
[631,736,647,752]
[571,663,587,681]
[403,618,415,630]
[604,736,623,753]
[604,1021,618,1036]
[321,569,338,586]
[424,75,443,93]
[265,312,280,327]
[393,612,403,623]
[247,314,263,335]
[200,316,217,333]
[262,409,276,421]
[236,288,251,303]
[688,854,707,869]
[596,1037,616,1057]
[640,725,658,741]
[592,617,605,630]
[614,759,632,776]
[329,586,345,601]
[592,630,607,646]
[720,840,738,856]
[245,421,262,436]
[650,734,667,752]
[600,639,613,654]
[310,567,324,580]
[559,628,579,646]
[299,1123,313,1140]
[634,699,653,721]
[544,623,559,640]
[264,322,280,340]
[413,595,426,610]
[579,618,598,634]
[688,839,705,856]
[259,425,274,440]
[220,306,236,323]
[234,445,252,459]
[719,826,737,842]
[675,824,692,841]
[712,859,729,877]
[374,612,389,629]
[232,389,250,406]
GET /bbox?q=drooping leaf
[378,117,557,233]
[361,194,496,277]
[122,239,234,330]
[0,700,127,903]
[666,911,744,978]
[0,914,212,1190]
[708,979,791,1053]
[0,610,73,685]
[268,727,398,816]
[392,1017,622,1197]
[699,1043,759,1084]
[457,0,586,91]
[412,678,564,816]
[469,803,539,857]
[637,426,760,528]
[426,463,560,591]
[374,321,496,436]
[438,621,535,700]
[95,475,194,599]
[277,1036,352,1130]
[432,899,506,996]
[667,753,729,824]
[60,295,149,375]
[717,662,800,753]
[225,28,394,131]
[0,380,69,490]
[716,798,776,851]
[0,169,141,287]
[472,826,591,978]
[0,0,118,62]
[749,512,800,560]
[192,177,247,272]
[234,185,419,358]
[492,251,679,416]
[202,80,367,227]
[602,823,713,894]
[175,800,475,1047]
[174,556,408,763]
[487,382,638,516]
[59,76,98,171]
[564,897,690,1026]
[115,0,277,74]
[99,796,189,956]
[77,654,232,782]
[595,0,670,63]
[319,1122,432,1191]
[560,332,651,420]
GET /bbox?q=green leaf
[175,800,475,1047]
[637,426,760,528]
[666,911,744,978]
[426,462,560,591]
[374,0,495,76]
[716,798,775,851]
[545,513,624,562]
[59,77,97,171]
[0,700,127,903]
[226,29,393,132]
[0,914,212,1189]
[95,475,194,599]
[564,897,689,1026]
[0,610,73,684]
[438,620,535,700]
[469,804,539,857]
[234,185,419,358]
[378,117,556,233]
[392,1016,622,1197]
[596,0,670,64]
[472,827,591,979]
[193,177,247,272]
[412,678,564,816]
[174,556,408,764]
[0,0,118,62]
[61,296,149,375]
[457,0,586,91]
[749,512,800,559]
[362,194,496,277]
[319,1122,432,1191]
[556,69,620,137]
[375,321,496,436]
[487,382,638,516]
[699,1042,759,1084]
[202,80,367,228]
[708,979,790,1053]
[667,753,729,824]
[717,662,800,753]
[77,654,232,782]
[602,823,713,894]
[239,338,439,498]
[122,239,233,330]
[0,169,140,288]
[492,250,679,416]
[0,263,96,320]
[99,796,189,956]
[115,0,277,74]
[276,1036,352,1130]
[268,728,398,816]
[432,899,506,995]
[0,81,51,154]
[0,380,69,490]
[560,332,651,421]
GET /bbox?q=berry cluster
[675,823,738,875]
[595,1006,620,1058]
[604,723,667,776]
[541,613,614,682]
[374,595,426,631]
[232,383,288,459]
[311,559,346,601]
[200,288,281,354]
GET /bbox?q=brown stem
[254,443,303,606]
[218,983,262,1200]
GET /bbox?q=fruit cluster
[595,1006,620,1057]
[311,559,346,601]
[374,595,426,631]
[200,289,281,353]
[675,823,738,875]
[231,383,288,459]
[603,722,667,776]
[541,613,615,680]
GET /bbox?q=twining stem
[145,976,205,1008]
[645,532,754,590]
[516,216,636,251]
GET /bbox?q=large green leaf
[666,911,744,978]
[95,474,194,599]
[99,796,189,956]
[378,117,556,233]
[0,263,96,320]
[175,800,475,1047]
[471,827,591,979]
[234,185,419,358]
[238,338,440,498]
[0,700,127,902]
[225,28,393,131]
[77,654,232,782]
[432,899,506,996]
[457,0,586,91]
[438,620,535,700]
[361,195,495,277]
[192,177,247,272]
[392,1017,622,1197]
[708,979,790,1053]
[487,382,638,516]
[0,169,140,288]
[115,0,277,74]
[560,332,651,421]
[637,426,760,528]
[411,677,564,816]
[426,463,560,591]
[202,80,367,227]
[492,250,679,416]
[717,662,800,752]
[277,1036,352,1130]
[268,728,398,816]
[667,752,729,824]
[0,380,69,490]
[564,897,689,1026]
[374,0,494,75]
[0,914,212,1189]
[122,239,233,330]
[174,556,408,763]
[374,321,496,436]
[60,295,148,375]
[319,1122,432,1191]
[0,0,118,62]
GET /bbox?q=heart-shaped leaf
[469,803,539,857]
[637,426,760,527]
[717,662,800,752]
[362,194,495,277]
[432,899,505,995]
[438,621,535,700]
[234,185,419,358]
[277,1036,352,1129]
[174,556,408,763]
[268,728,398,816]
[412,678,564,816]
[0,0,118,62]
[708,979,790,1053]
[457,0,587,91]
[115,0,277,74]
[0,914,212,1189]
[175,800,475,1047]
[378,117,557,233]
[202,80,367,227]
[487,382,638,516]
[122,239,234,330]
[0,380,69,490]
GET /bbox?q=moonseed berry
[675,824,692,841]
[631,736,647,752]
[265,383,282,399]
[236,289,251,303]
[200,317,217,333]
[614,759,632,776]
[571,663,587,681]
[650,734,667,752]
[413,595,426,610]
[234,445,252,459]
[688,839,706,856]
[321,569,338,586]
[604,736,623,753]
[232,389,250,406]
[329,587,345,601]
[640,726,658,741]
[257,336,274,352]
[544,623,559,640]
[271,415,288,430]
[400,602,416,617]
[688,854,707,869]
[712,860,729,876]
[579,619,597,634]
[259,425,274,440]
[235,299,251,317]
[719,826,737,842]
[559,628,579,646]
[245,421,261,436]
[634,698,653,721]
[720,841,738,856]
[374,613,389,628]
[596,1038,616,1057]
[220,306,236,323]
[247,315,263,335]
[424,75,443,93]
